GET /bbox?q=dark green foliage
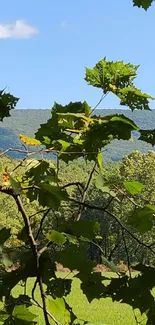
[85,58,153,111]
[0,90,19,121]
[1,109,155,162]
[78,273,107,302]
[1,53,155,325]
[139,129,155,146]
[128,204,155,234]
[0,228,11,246]
[133,0,154,10]
[46,278,72,298]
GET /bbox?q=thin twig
[14,194,50,325]
[122,230,139,324]
[31,279,61,325]
[29,208,51,219]
[69,197,155,255]
[76,162,97,221]
[35,208,51,240]
[91,92,110,115]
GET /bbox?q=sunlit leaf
[124,181,145,195]
[12,305,37,322]
[19,134,41,146]
[97,150,103,173]
[46,230,66,245]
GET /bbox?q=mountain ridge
[0,109,155,161]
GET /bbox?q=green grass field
[8,273,148,325]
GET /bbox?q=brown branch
[91,92,110,115]
[31,279,61,325]
[12,194,51,325]
[29,208,50,219]
[35,208,51,240]
[0,147,98,157]
[69,197,155,256]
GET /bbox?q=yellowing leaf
[19,134,41,146]
[109,84,117,92]
[2,172,10,186]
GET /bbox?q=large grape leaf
[35,101,91,148]
[128,204,155,234]
[24,160,68,209]
[85,58,138,91]
[106,264,155,324]
[77,272,107,302]
[85,58,153,111]
[47,297,76,325]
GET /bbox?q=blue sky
[0,0,155,109]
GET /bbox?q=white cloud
[0,20,38,39]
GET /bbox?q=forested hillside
[0,108,155,161]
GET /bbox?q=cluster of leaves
[1,53,155,324]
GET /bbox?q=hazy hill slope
[0,109,155,161]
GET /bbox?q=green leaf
[85,58,153,111]
[35,101,91,148]
[124,181,145,195]
[0,311,9,322]
[2,252,13,268]
[56,244,95,272]
[47,297,75,325]
[78,272,107,302]
[95,174,116,197]
[85,58,138,91]
[12,305,37,322]
[97,150,103,173]
[128,204,155,234]
[101,255,119,273]
[39,183,68,209]
[46,230,66,245]
[133,0,154,10]
[69,220,100,240]
[57,140,71,154]
[63,233,79,244]
[47,297,66,316]
[46,278,72,298]
[0,228,11,246]
[10,177,22,195]
[139,129,155,146]
[0,90,19,121]
[117,86,154,111]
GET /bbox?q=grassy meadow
[7,272,149,325]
